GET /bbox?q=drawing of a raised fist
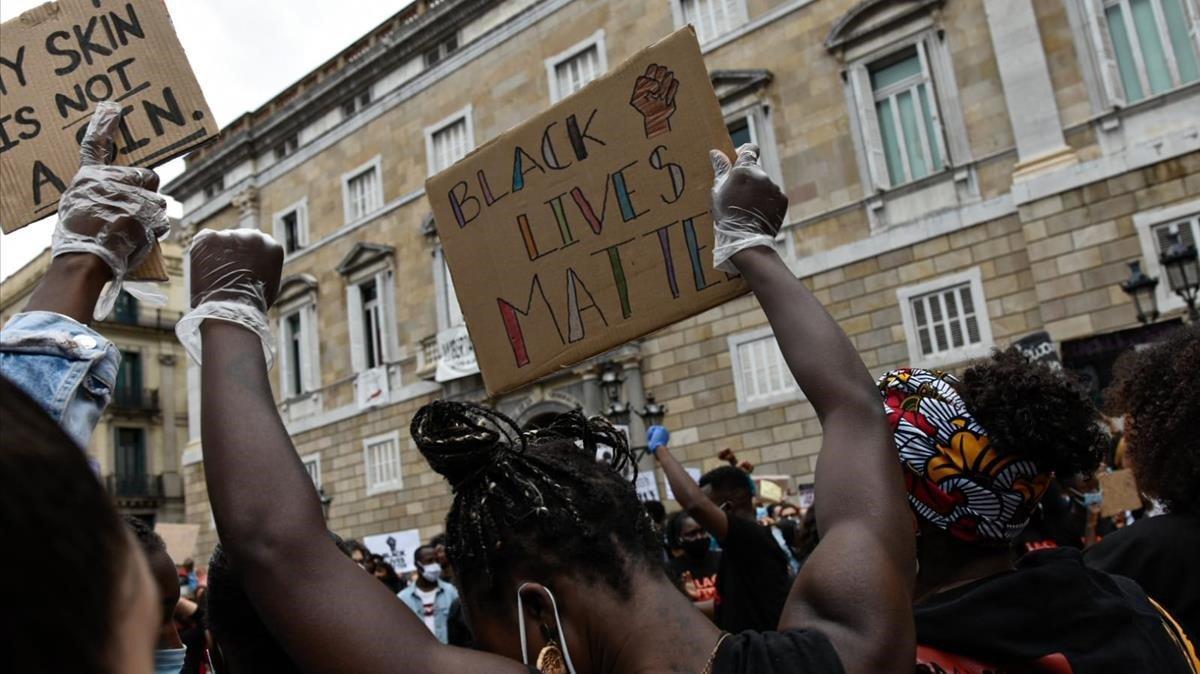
[630,64,680,139]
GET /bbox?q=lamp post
[599,362,629,426]
[1159,231,1200,322]
[1120,261,1160,326]
[318,487,333,520]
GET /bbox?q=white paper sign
[664,467,702,501]
[356,366,390,409]
[634,471,661,502]
[363,528,422,573]
[435,324,479,382]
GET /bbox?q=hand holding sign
[710,143,789,273]
[629,64,679,139]
[51,102,170,320]
[176,229,284,368]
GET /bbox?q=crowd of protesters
[3,101,1198,673]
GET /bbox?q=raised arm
[651,428,728,541]
[184,230,524,674]
[711,146,914,673]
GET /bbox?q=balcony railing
[104,307,184,331]
[106,472,183,500]
[111,387,159,411]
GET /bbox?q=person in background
[397,545,459,644]
[666,510,721,619]
[124,517,188,674]
[654,436,791,633]
[1087,326,1200,641]
[370,554,407,593]
[430,533,456,584]
[880,355,1197,673]
[182,144,915,673]
[643,500,670,558]
[347,539,372,569]
[792,507,820,570]
[207,543,304,674]
[777,503,800,522]
[178,558,199,600]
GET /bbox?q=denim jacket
[0,311,119,449]
[398,580,459,644]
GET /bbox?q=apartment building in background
[164,0,1200,559]
[0,242,192,525]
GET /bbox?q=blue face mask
[1071,488,1103,508]
[155,647,187,674]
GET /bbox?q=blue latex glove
[647,425,670,454]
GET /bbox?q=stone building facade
[165,0,1200,559]
[0,243,192,525]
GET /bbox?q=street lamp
[318,487,333,520]
[1120,261,1160,325]
[1159,230,1200,322]
[599,362,629,426]
[638,392,668,428]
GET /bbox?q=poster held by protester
[1098,469,1143,518]
[426,27,745,395]
[1013,331,1062,370]
[364,529,422,573]
[0,0,217,279]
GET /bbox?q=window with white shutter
[301,453,322,489]
[728,327,802,413]
[676,0,749,45]
[546,32,608,102]
[346,268,398,374]
[341,157,383,224]
[425,108,474,176]
[897,268,995,368]
[1087,0,1200,105]
[273,198,309,255]
[364,432,403,495]
[276,285,320,400]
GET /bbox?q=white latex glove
[175,229,284,367]
[710,143,790,274]
[52,101,170,320]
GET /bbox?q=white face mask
[517,583,578,674]
[419,561,443,584]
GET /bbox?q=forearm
[733,248,879,418]
[200,321,325,563]
[657,447,706,511]
[23,254,111,325]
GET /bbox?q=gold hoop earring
[536,638,568,674]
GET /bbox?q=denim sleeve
[0,311,120,449]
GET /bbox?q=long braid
[411,401,658,604]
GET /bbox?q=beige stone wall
[1022,151,1200,341]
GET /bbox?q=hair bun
[411,401,521,488]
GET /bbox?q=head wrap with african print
[878,368,1052,545]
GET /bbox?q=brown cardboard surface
[155,522,200,564]
[427,27,745,395]
[1099,469,1143,517]
[0,0,217,279]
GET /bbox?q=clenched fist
[176,229,284,368]
[188,229,284,313]
[710,143,789,273]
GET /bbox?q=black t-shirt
[712,629,844,674]
[669,551,721,602]
[915,548,1196,673]
[1085,512,1200,642]
[714,515,790,633]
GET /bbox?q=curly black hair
[123,515,166,555]
[1105,325,1200,516]
[411,402,661,608]
[957,346,1106,479]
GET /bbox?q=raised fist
[53,102,170,317]
[188,229,284,313]
[630,64,679,139]
[709,144,790,273]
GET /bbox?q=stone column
[232,185,260,230]
[158,354,179,473]
[984,0,1077,177]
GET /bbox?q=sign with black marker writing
[427,27,746,395]
[0,0,216,277]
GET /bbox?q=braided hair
[411,401,661,607]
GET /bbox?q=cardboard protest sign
[0,0,217,279]
[154,522,199,563]
[363,528,422,573]
[1099,469,1143,518]
[427,27,746,395]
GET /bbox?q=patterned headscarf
[878,369,1052,545]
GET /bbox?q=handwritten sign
[363,528,422,574]
[1013,331,1062,370]
[1098,469,1143,518]
[427,28,745,395]
[1,0,216,277]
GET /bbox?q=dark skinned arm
[736,247,915,673]
[22,255,111,325]
[709,146,914,673]
[656,445,728,541]
[194,231,524,674]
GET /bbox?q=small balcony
[106,472,184,502]
[111,387,159,412]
